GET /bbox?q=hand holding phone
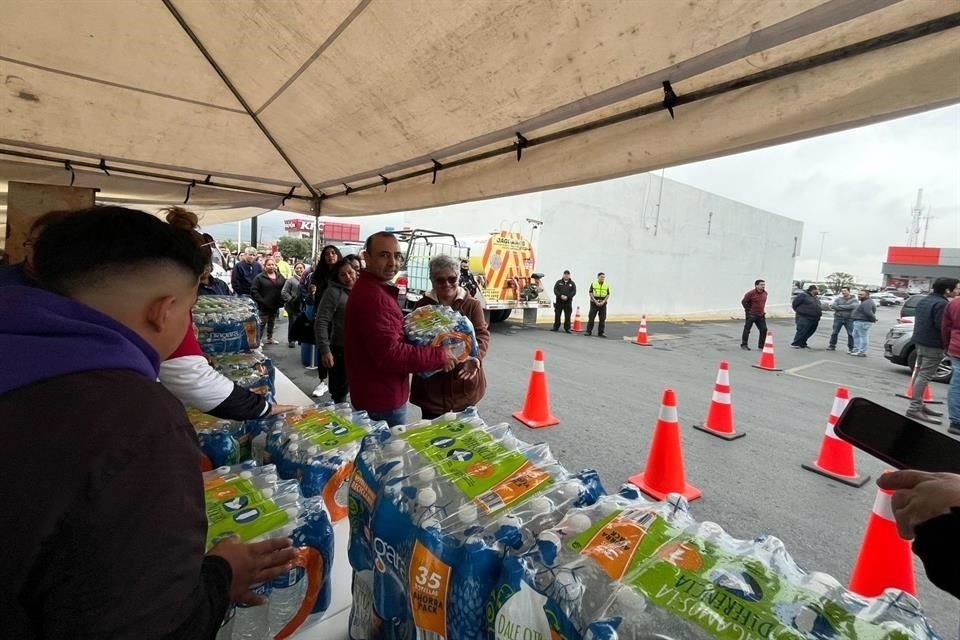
[834,397,960,473]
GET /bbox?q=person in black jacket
[230,246,262,296]
[790,285,822,349]
[552,270,577,333]
[315,259,358,404]
[878,470,960,599]
[0,207,295,639]
[907,278,959,425]
[251,258,286,344]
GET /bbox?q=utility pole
[906,188,923,247]
[921,206,934,247]
[815,231,828,282]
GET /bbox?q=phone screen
[834,398,960,473]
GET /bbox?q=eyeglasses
[434,276,458,286]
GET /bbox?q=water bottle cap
[413,467,436,485]
[389,424,407,436]
[537,530,562,546]
[261,473,278,485]
[288,433,301,442]
[417,487,437,508]
[500,514,523,529]
[458,503,478,524]
[285,507,300,519]
[527,496,552,515]
[386,439,406,454]
[562,513,593,535]
[239,470,253,479]
[554,570,584,599]
[288,443,300,453]
[261,488,275,500]
[215,465,231,475]
[307,446,319,456]
[441,412,457,421]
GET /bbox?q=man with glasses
[344,232,458,426]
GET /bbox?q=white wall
[345,174,802,319]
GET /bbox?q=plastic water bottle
[268,526,303,635]
[231,579,271,640]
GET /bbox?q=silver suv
[883,321,953,383]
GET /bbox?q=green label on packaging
[403,420,552,514]
[288,409,367,453]
[570,508,892,640]
[204,476,290,549]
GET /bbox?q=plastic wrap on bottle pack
[260,404,384,523]
[209,351,276,398]
[202,463,304,550]
[403,305,479,378]
[194,295,261,354]
[347,410,592,640]
[488,490,943,640]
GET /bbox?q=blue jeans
[852,320,872,354]
[367,405,408,427]
[829,316,854,350]
[949,357,960,425]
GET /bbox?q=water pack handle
[323,461,354,522]
[273,546,324,640]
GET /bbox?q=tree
[220,239,238,254]
[826,271,855,292]
[277,236,312,261]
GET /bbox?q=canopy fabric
[1,0,958,224]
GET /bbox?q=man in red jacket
[740,279,768,350]
[344,232,457,425]
[942,295,960,435]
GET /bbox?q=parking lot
[270,305,957,634]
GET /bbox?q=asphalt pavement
[265,306,958,634]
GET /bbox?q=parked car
[898,294,926,320]
[871,292,902,306]
[883,321,952,383]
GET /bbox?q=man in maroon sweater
[344,232,457,425]
[740,279,768,350]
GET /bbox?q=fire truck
[394,229,550,323]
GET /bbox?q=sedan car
[871,292,902,306]
[883,321,952,383]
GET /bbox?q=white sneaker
[311,382,329,397]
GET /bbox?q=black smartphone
[834,397,960,473]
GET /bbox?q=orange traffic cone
[895,361,941,404]
[628,389,701,502]
[801,387,869,487]
[848,479,916,597]
[572,307,583,333]
[632,315,652,346]
[693,361,745,440]
[751,331,782,372]
[512,349,559,428]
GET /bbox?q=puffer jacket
[410,289,491,416]
[792,291,822,318]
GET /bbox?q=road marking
[783,359,882,392]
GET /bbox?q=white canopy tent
[1,0,959,231]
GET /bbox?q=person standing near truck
[740,279,767,350]
[828,286,857,352]
[585,272,610,338]
[552,270,577,333]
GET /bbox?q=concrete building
[882,246,960,293]
[359,173,803,320]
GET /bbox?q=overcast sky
[210,104,959,283]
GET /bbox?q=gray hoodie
[852,297,877,323]
[830,294,857,318]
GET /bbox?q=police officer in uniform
[551,270,576,333]
[585,272,610,337]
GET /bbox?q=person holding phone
[878,470,960,599]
